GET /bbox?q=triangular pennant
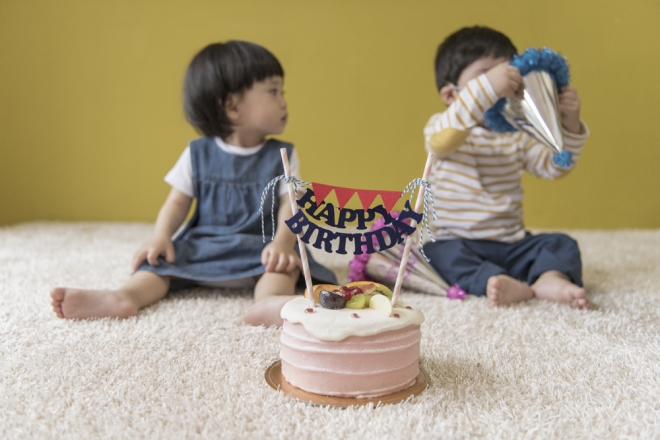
[334,186,356,209]
[379,190,401,213]
[356,189,380,211]
[311,182,334,207]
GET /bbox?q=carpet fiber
[1,222,659,439]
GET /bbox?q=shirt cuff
[563,120,589,145]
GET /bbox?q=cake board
[264,360,430,407]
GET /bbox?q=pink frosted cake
[279,295,425,399]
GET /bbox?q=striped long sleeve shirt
[424,74,589,243]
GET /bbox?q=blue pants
[422,233,582,297]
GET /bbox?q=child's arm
[558,86,582,134]
[261,194,302,273]
[524,86,588,179]
[425,63,522,157]
[131,188,193,272]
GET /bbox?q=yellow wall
[1,0,659,228]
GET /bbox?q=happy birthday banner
[259,177,437,258]
[287,189,421,255]
[265,150,437,307]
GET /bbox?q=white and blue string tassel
[400,178,437,261]
[259,175,309,243]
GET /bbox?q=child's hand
[559,86,582,134]
[131,235,175,272]
[261,241,301,274]
[485,62,524,99]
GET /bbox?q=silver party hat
[501,70,564,154]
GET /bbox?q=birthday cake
[279,282,424,399]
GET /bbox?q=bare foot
[50,287,138,319]
[487,274,534,307]
[531,271,589,310]
[243,295,296,327]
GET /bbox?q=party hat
[483,48,573,167]
[501,70,564,155]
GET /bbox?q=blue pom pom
[483,98,517,132]
[552,151,572,168]
[510,47,570,90]
[484,48,570,133]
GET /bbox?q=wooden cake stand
[264,360,430,407]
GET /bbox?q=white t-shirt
[164,137,300,198]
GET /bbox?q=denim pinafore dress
[138,137,337,289]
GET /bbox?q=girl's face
[229,76,287,146]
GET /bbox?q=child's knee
[546,234,580,253]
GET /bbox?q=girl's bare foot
[50,288,138,319]
[243,295,296,327]
[487,274,534,307]
[531,271,589,310]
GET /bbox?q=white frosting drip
[280,297,425,341]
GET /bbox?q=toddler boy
[423,26,589,309]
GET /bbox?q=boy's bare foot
[243,295,295,327]
[531,271,589,310]
[487,274,534,307]
[50,288,138,319]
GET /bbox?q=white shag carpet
[1,222,659,440]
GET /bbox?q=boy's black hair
[183,41,284,138]
[434,26,517,91]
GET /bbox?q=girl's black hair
[183,41,284,138]
[434,26,517,91]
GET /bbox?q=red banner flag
[334,186,356,209]
[379,190,401,213]
[356,189,380,211]
[311,182,334,207]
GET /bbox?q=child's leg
[243,269,300,327]
[424,238,509,296]
[424,238,540,307]
[531,270,588,309]
[506,233,588,309]
[50,270,170,319]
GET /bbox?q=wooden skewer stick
[280,148,315,307]
[390,153,435,307]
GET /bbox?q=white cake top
[280,297,425,342]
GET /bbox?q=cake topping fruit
[346,281,393,306]
[336,285,354,301]
[305,282,395,312]
[319,290,346,309]
[351,313,360,318]
[345,293,366,310]
[405,306,412,310]
[305,308,314,313]
[393,313,400,318]
[368,293,393,316]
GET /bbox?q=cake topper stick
[280,148,315,307]
[390,153,435,307]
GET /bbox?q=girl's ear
[224,93,241,123]
[439,84,457,106]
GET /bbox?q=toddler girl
[50,41,337,326]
